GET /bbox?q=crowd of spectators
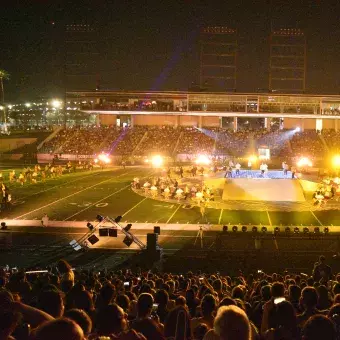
[1,256,340,339]
[322,130,340,152]
[40,125,335,160]
[176,128,215,154]
[135,126,181,156]
[290,131,326,158]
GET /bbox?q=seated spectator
[34,318,84,340]
[205,305,251,340]
[263,300,298,340]
[37,289,64,318]
[192,294,217,330]
[302,315,336,340]
[94,303,128,337]
[164,306,192,340]
[64,308,92,337]
[297,287,323,327]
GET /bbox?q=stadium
[2,89,340,274]
[2,4,340,338]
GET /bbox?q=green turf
[220,210,269,226]
[1,167,340,226]
[313,210,340,226]
[268,211,321,226]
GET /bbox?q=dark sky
[1,0,340,101]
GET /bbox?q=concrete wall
[0,138,37,152]
[202,116,220,127]
[179,116,199,126]
[133,115,177,126]
[284,118,316,130]
[99,114,116,125]
[323,119,336,130]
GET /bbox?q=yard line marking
[63,170,154,221]
[14,171,133,220]
[310,210,323,226]
[122,197,147,217]
[63,185,131,221]
[17,171,105,200]
[266,210,272,226]
[218,209,223,225]
[166,204,181,224]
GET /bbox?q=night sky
[1,0,340,101]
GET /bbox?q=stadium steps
[172,131,183,156]
[319,133,330,153]
[37,126,63,151]
[132,130,148,155]
[95,128,114,153]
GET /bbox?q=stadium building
[67,90,340,131]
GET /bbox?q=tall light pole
[51,99,63,126]
[0,69,9,132]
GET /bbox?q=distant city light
[25,103,31,108]
[0,106,3,110]
[151,155,163,167]
[7,105,12,109]
[51,99,62,108]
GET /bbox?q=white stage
[222,178,306,202]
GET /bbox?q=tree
[0,69,10,128]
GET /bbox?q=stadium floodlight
[241,226,247,232]
[252,226,258,233]
[297,157,313,168]
[115,215,122,223]
[332,155,340,169]
[232,226,238,232]
[195,154,211,165]
[87,222,94,231]
[151,155,163,168]
[96,215,104,222]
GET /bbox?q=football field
[1,167,340,227]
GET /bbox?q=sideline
[63,170,154,221]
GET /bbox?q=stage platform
[230,169,292,179]
[222,178,306,202]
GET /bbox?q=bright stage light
[297,157,312,167]
[332,155,340,168]
[151,155,163,167]
[195,154,211,165]
[98,153,111,164]
[248,155,258,163]
[295,127,301,132]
